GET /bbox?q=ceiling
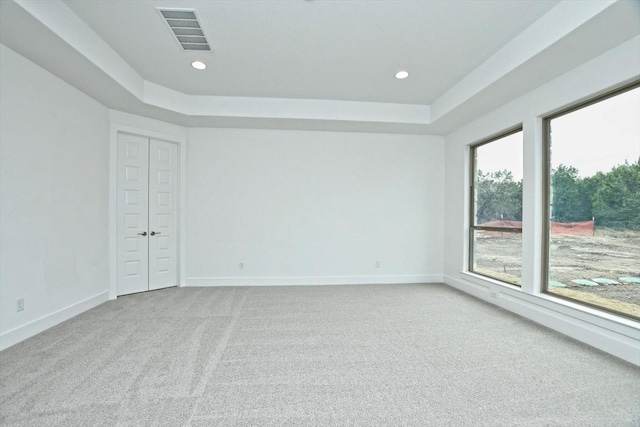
[1,0,639,134]
[63,0,558,104]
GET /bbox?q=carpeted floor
[1,283,639,426]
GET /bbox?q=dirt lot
[473,228,640,318]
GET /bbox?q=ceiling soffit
[1,0,638,134]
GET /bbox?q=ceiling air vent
[157,8,211,51]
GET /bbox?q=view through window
[546,84,640,319]
[470,129,523,285]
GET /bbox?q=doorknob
[137,231,147,236]
[150,231,161,236]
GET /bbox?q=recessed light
[395,70,409,79]
[191,61,207,70]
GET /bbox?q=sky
[476,87,640,181]
[476,131,523,180]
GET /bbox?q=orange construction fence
[477,220,595,236]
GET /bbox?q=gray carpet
[1,284,639,426]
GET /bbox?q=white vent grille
[157,8,211,51]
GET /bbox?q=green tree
[592,159,640,229]
[551,164,592,222]
[475,170,522,224]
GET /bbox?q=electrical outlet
[16,298,24,312]
[375,260,380,268]
[239,262,244,270]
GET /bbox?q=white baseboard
[443,274,640,366]
[0,291,109,351]
[186,274,443,287]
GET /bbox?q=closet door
[116,134,150,296]
[148,139,179,290]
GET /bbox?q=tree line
[475,158,640,230]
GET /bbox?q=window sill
[458,270,640,336]
[461,271,521,291]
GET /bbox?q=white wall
[0,45,110,349]
[187,128,444,285]
[443,36,640,365]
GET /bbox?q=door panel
[148,139,178,290]
[117,134,149,296]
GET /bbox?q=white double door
[117,133,178,296]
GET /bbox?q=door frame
[108,112,187,300]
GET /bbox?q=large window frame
[469,126,523,286]
[542,80,640,321]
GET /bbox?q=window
[544,83,640,320]
[470,128,523,285]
